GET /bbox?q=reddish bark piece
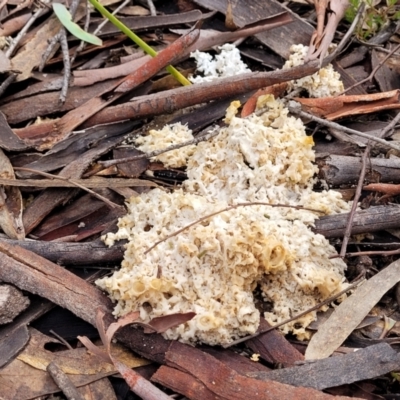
[79,310,171,400]
[143,312,196,333]
[246,318,304,366]
[152,366,219,400]
[363,183,400,196]
[295,90,400,120]
[83,61,323,128]
[241,83,288,117]
[306,0,349,62]
[201,346,271,375]
[152,342,356,400]
[15,60,323,140]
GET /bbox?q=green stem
[87,0,191,86]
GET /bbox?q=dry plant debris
[0,0,400,398]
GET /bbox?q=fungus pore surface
[97,96,350,345]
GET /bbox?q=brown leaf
[143,312,196,333]
[241,83,288,117]
[0,149,24,239]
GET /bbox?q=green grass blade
[53,3,102,46]
[87,0,191,86]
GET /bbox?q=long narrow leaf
[53,3,102,46]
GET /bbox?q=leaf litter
[0,0,400,398]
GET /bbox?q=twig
[375,47,400,57]
[5,6,47,58]
[49,329,73,350]
[346,248,400,257]
[99,126,220,168]
[223,276,365,348]
[39,32,62,71]
[144,202,325,255]
[340,144,370,257]
[59,29,71,103]
[146,0,156,16]
[379,109,400,138]
[69,0,91,65]
[13,167,120,209]
[0,73,16,98]
[47,362,85,400]
[288,104,400,152]
[340,43,400,95]
[339,110,400,256]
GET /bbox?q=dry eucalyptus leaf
[305,258,400,360]
[0,148,24,239]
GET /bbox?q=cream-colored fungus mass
[283,44,344,97]
[97,96,350,345]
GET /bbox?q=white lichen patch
[97,96,350,345]
[284,44,344,97]
[189,43,251,83]
[135,122,195,168]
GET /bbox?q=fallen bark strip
[0,238,124,265]
[247,343,400,391]
[314,205,400,238]
[151,342,355,400]
[0,241,113,327]
[317,154,400,186]
[15,61,322,139]
[83,63,321,128]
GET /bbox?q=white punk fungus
[283,44,344,97]
[189,43,251,83]
[135,122,195,168]
[97,96,350,345]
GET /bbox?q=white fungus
[97,96,350,345]
[135,122,195,168]
[283,44,344,97]
[189,43,251,83]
